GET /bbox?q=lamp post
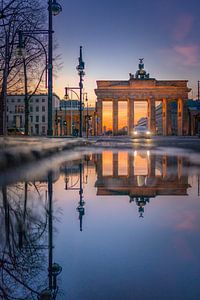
[76,46,85,137]
[64,86,88,137]
[15,1,62,136]
[48,0,62,136]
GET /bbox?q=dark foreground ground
[0,136,199,170]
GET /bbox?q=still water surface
[0,149,200,300]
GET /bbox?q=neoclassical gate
[95,59,191,135]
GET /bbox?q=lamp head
[51,0,62,16]
[16,46,26,58]
[0,11,6,19]
[38,289,53,300]
[64,87,69,99]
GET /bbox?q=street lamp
[64,87,88,137]
[76,46,85,137]
[48,0,62,136]
[15,0,62,136]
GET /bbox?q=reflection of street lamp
[38,172,62,300]
[76,163,85,231]
[64,161,88,231]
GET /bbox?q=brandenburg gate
[95,59,191,135]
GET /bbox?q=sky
[53,0,200,107]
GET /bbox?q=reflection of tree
[0,182,49,299]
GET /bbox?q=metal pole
[48,172,53,290]
[198,80,200,101]
[77,46,85,138]
[23,58,29,135]
[47,0,53,136]
[86,100,89,138]
[0,33,9,135]
[79,74,83,138]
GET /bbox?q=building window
[30,106,33,112]
[42,115,45,122]
[36,116,39,122]
[36,106,39,112]
[36,99,39,103]
[42,98,45,102]
[42,126,46,134]
[12,99,15,103]
[30,99,32,103]
[18,99,21,103]
[30,116,33,122]
[15,105,24,113]
[42,106,45,112]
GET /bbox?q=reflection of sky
[1,150,200,299]
[53,154,200,300]
[54,0,200,105]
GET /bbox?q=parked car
[132,126,152,138]
[7,128,25,136]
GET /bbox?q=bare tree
[0,0,48,135]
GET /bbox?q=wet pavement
[0,145,200,299]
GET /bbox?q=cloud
[172,14,194,41]
[158,43,200,67]
[173,45,200,66]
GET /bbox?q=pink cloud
[158,44,200,67]
[172,14,194,41]
[174,45,200,65]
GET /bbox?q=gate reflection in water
[95,151,190,217]
[0,150,200,300]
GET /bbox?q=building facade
[54,99,96,136]
[6,94,60,135]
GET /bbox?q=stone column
[97,154,102,179]
[96,99,103,135]
[162,155,167,178]
[128,154,134,178]
[113,153,118,177]
[112,99,118,135]
[127,98,134,135]
[162,98,172,135]
[177,98,188,136]
[148,154,156,177]
[148,99,156,134]
[177,156,183,180]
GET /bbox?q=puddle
[0,148,200,299]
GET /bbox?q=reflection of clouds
[173,236,195,261]
[176,211,199,231]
